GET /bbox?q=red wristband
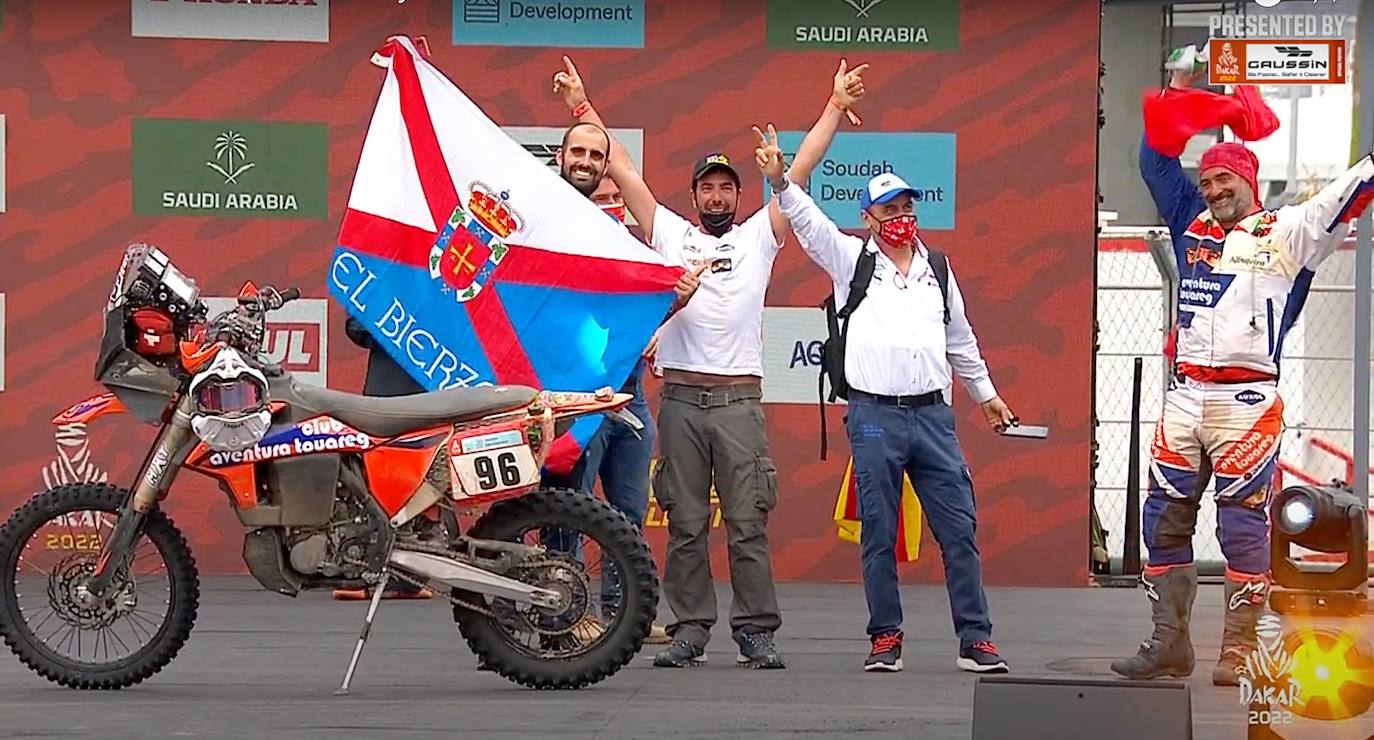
[572,100,592,118]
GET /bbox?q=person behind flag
[1112,62,1374,685]
[551,54,869,669]
[753,125,1016,675]
[558,159,673,645]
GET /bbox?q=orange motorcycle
[0,243,658,692]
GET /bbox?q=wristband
[572,100,592,118]
[829,96,862,127]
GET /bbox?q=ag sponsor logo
[1208,38,1347,85]
[765,132,956,230]
[502,126,644,225]
[766,0,959,51]
[761,307,839,405]
[132,0,329,43]
[202,297,329,386]
[452,0,644,49]
[132,118,328,219]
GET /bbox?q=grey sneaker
[735,629,786,669]
[653,639,707,668]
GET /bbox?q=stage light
[1282,627,1374,721]
[1269,484,1368,616]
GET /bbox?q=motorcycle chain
[346,541,595,639]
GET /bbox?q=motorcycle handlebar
[236,287,301,309]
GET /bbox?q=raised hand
[832,58,869,109]
[752,124,786,188]
[552,55,588,111]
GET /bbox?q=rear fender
[52,394,127,426]
[535,388,637,437]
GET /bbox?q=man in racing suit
[1112,72,1374,685]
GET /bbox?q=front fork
[86,395,197,598]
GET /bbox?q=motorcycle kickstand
[334,568,392,697]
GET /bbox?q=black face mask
[699,210,735,237]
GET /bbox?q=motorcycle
[0,243,659,693]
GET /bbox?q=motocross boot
[1212,571,1269,686]
[1111,565,1197,679]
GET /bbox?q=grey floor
[1,578,1371,740]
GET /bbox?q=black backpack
[817,246,950,459]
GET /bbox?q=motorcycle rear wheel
[453,487,658,690]
[0,483,200,689]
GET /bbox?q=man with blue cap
[754,124,1015,675]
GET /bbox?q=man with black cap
[552,55,869,669]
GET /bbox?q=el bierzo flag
[329,36,682,474]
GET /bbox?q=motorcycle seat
[289,382,539,438]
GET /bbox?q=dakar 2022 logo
[1239,614,1303,726]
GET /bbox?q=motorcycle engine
[285,498,374,578]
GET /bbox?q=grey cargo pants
[653,382,781,648]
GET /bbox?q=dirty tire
[453,488,658,690]
[0,483,199,690]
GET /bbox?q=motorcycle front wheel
[0,483,200,689]
[452,487,658,690]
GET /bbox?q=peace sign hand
[752,124,785,187]
[552,55,588,110]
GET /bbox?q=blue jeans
[844,394,992,650]
[548,366,655,614]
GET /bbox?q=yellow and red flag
[833,458,923,563]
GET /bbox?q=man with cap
[754,125,1016,675]
[1113,66,1374,685]
[551,55,869,669]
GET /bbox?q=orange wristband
[572,100,592,118]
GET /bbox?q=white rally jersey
[1173,155,1373,376]
[774,180,998,403]
[649,204,783,377]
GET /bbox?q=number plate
[450,443,539,498]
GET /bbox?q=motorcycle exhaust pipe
[388,549,564,609]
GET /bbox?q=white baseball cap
[860,173,919,210]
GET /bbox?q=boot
[1212,572,1268,686]
[1111,566,1197,679]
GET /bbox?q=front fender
[52,394,127,426]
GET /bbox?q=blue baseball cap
[859,172,919,210]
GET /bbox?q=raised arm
[553,55,659,237]
[1278,151,1374,270]
[767,60,868,243]
[755,124,861,284]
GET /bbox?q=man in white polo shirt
[754,126,1016,675]
[551,55,870,669]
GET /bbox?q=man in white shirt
[755,126,1015,675]
[552,55,869,669]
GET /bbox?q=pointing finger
[563,55,578,77]
[850,62,870,77]
[837,58,847,76]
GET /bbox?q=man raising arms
[552,56,867,669]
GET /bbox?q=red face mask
[601,203,626,222]
[875,214,917,248]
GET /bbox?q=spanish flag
[834,458,923,563]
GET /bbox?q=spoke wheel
[0,484,199,690]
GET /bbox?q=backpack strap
[927,246,951,325]
[818,247,878,460]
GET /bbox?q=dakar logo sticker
[1238,614,1304,724]
[429,182,523,303]
[42,424,110,491]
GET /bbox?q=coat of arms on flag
[328,36,682,473]
[834,458,923,563]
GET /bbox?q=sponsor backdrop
[0,0,1099,586]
